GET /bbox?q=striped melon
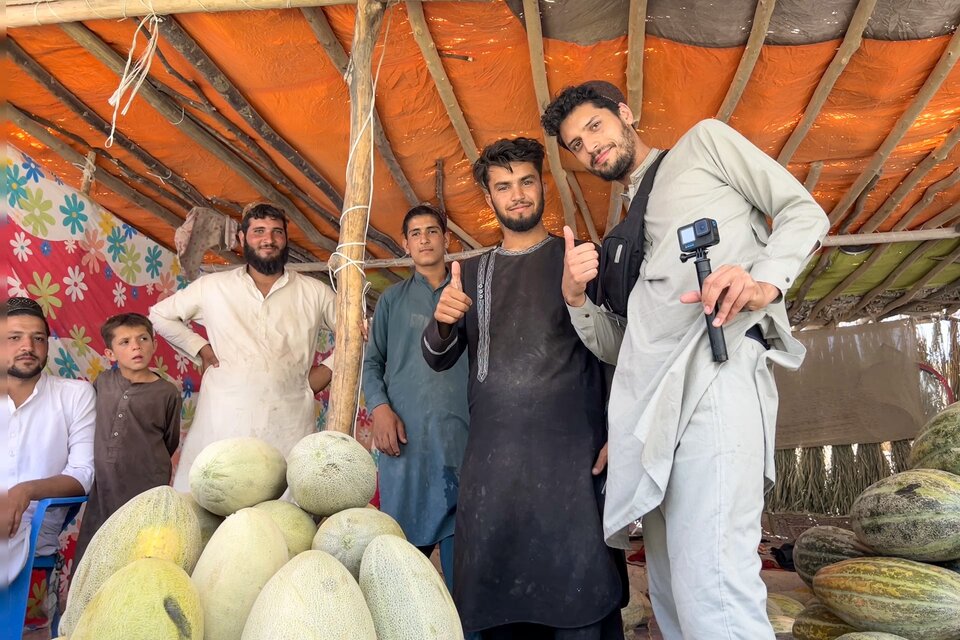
[360,535,463,640]
[190,437,287,516]
[286,431,377,517]
[909,402,960,475]
[312,507,405,578]
[241,550,376,640]
[191,508,289,640]
[793,526,874,586]
[792,602,857,640]
[836,634,910,639]
[253,499,317,557]
[61,486,202,636]
[70,557,203,639]
[813,557,960,640]
[850,469,960,562]
[940,557,960,573]
[768,592,805,617]
[182,491,224,549]
[769,615,795,634]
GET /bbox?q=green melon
[792,602,857,640]
[768,592,806,617]
[286,431,377,517]
[835,634,910,639]
[61,486,202,636]
[70,557,203,639]
[241,550,376,640]
[312,507,405,579]
[850,469,960,562]
[769,615,795,634]
[253,499,317,557]
[191,508,289,640]
[181,491,225,549]
[813,557,960,640]
[793,525,874,587]
[190,437,287,516]
[360,535,463,640]
[909,402,960,475]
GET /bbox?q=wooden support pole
[716,0,777,123]
[918,201,960,230]
[522,0,579,232]
[804,161,823,192]
[777,0,877,165]
[60,22,337,255]
[860,122,960,233]
[893,279,960,316]
[326,0,386,435]
[889,168,960,231]
[80,150,97,195]
[828,27,960,227]
[567,174,601,244]
[822,226,960,246]
[878,241,960,317]
[407,0,480,163]
[626,0,648,118]
[843,240,942,319]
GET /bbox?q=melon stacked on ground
[788,402,960,640]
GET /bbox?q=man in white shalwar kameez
[542,82,829,639]
[150,203,336,491]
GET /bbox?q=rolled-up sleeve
[566,298,625,365]
[149,278,210,362]
[63,383,96,493]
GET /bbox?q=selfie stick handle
[695,253,728,363]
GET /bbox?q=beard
[493,197,545,233]
[8,355,46,380]
[244,243,289,276]
[587,122,637,182]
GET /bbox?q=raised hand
[371,404,407,457]
[434,261,473,328]
[562,225,599,307]
[679,264,780,326]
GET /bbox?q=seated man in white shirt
[0,297,95,589]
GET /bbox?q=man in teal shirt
[361,204,469,590]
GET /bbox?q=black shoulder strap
[624,150,668,221]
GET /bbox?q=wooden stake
[326,0,386,436]
[716,0,777,123]
[777,0,877,165]
[522,0,578,232]
[829,27,960,227]
[626,0,648,118]
[567,173,601,244]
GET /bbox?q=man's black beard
[587,122,637,182]
[244,243,289,275]
[493,198,545,233]
[8,357,45,380]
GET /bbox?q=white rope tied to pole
[106,13,163,147]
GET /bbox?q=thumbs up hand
[562,226,599,308]
[435,260,473,328]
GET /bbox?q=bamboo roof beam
[567,174,601,244]
[716,0,777,123]
[7,0,483,29]
[828,26,960,228]
[777,0,877,165]
[521,0,578,232]
[626,0,648,118]
[894,279,960,316]
[859,122,960,233]
[301,7,482,250]
[843,239,942,320]
[407,0,480,164]
[877,241,960,317]
[60,22,337,255]
[918,201,960,230]
[889,168,960,231]
[804,161,823,192]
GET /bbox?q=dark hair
[472,137,546,191]
[2,296,50,336]
[402,204,447,236]
[240,202,288,234]
[101,313,154,348]
[541,82,625,150]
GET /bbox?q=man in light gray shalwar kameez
[542,82,830,640]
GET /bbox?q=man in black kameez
[422,138,627,640]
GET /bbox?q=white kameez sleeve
[566,298,625,365]
[148,277,210,362]
[64,383,96,493]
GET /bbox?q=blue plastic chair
[0,496,87,638]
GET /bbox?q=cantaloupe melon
[70,557,203,639]
[253,499,317,557]
[182,491,224,549]
[312,507,405,578]
[792,602,857,640]
[793,525,873,587]
[767,592,805,618]
[61,486,201,636]
[241,550,376,640]
[191,508,289,640]
[286,431,377,517]
[359,535,463,640]
[835,634,910,639]
[813,557,960,640]
[190,437,287,516]
[909,402,960,475]
[850,469,960,562]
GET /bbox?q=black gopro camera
[677,218,720,253]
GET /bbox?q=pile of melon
[56,432,462,640]
[782,402,960,640]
